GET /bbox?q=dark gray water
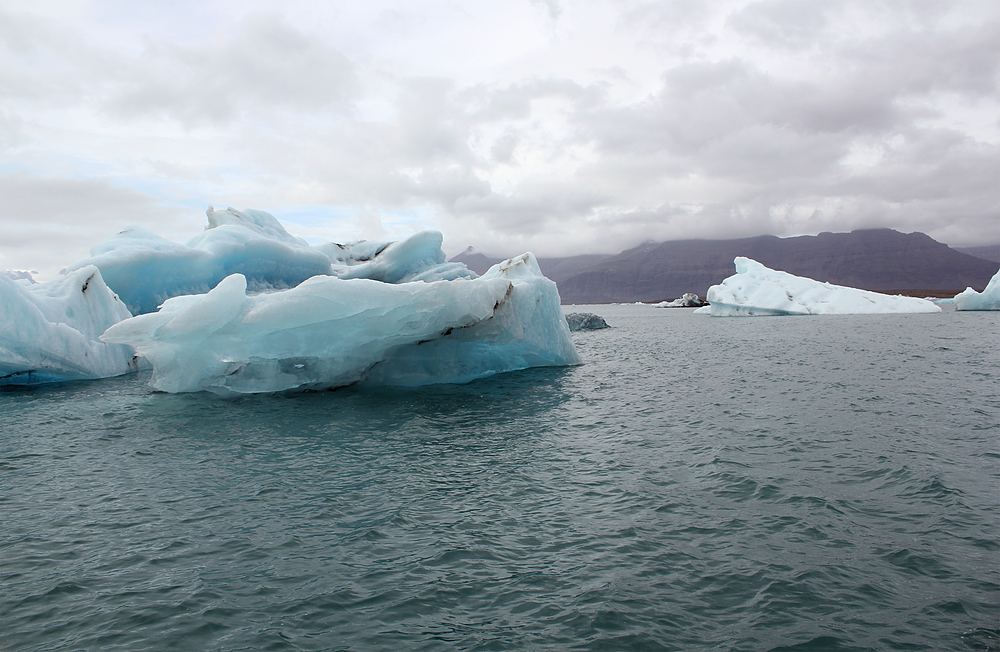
[2,305,998,651]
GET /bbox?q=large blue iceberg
[3,207,580,392]
[102,253,578,394]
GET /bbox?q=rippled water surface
[3,305,999,651]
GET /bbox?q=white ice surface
[953,268,1000,311]
[707,257,941,316]
[102,253,580,394]
[1,266,143,384]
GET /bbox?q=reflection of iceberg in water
[953,268,1000,311]
[707,257,941,316]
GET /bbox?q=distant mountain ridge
[955,245,1000,264]
[451,230,999,304]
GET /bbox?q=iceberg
[653,293,706,308]
[953,268,1000,311]
[565,312,610,331]
[68,207,334,315]
[707,257,941,316]
[4,206,580,391]
[69,207,478,315]
[328,231,477,284]
[1,266,142,385]
[101,253,580,394]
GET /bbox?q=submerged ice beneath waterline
[707,257,941,316]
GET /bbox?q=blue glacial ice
[707,257,941,316]
[1,266,144,385]
[3,207,580,390]
[68,207,335,315]
[69,207,477,315]
[327,230,477,284]
[953,268,1000,311]
[102,253,580,394]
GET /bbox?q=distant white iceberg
[706,257,941,316]
[953,268,1000,311]
[653,293,706,308]
[1,266,143,385]
[102,253,580,394]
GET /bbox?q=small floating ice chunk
[653,293,706,308]
[706,257,941,316]
[565,313,610,330]
[1,266,141,385]
[953,268,1000,311]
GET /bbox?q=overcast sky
[2,0,999,279]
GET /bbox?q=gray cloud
[0,176,191,279]
[840,17,1000,98]
[108,16,356,126]
[0,8,125,103]
[727,0,837,50]
[490,133,518,163]
[530,0,561,21]
[2,0,998,276]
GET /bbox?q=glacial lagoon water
[2,304,998,651]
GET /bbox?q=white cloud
[0,176,195,280]
[1,0,998,279]
[108,15,356,126]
